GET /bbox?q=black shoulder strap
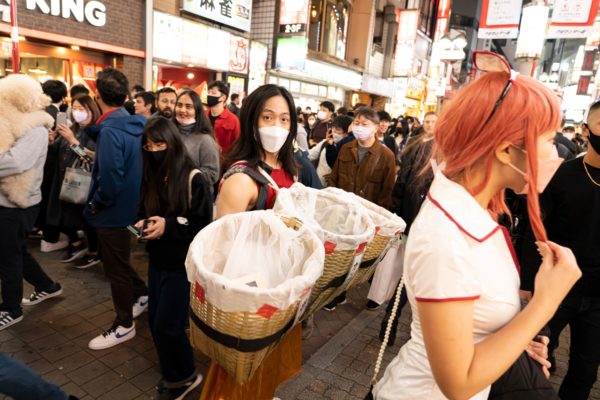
[222,164,270,210]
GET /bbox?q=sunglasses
[472,51,518,126]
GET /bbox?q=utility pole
[10,0,20,73]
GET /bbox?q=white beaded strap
[371,275,405,385]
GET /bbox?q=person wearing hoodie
[84,68,149,351]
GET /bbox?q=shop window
[373,11,384,49]
[308,0,351,60]
[418,0,436,39]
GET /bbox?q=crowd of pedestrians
[0,52,598,400]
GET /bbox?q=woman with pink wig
[373,52,581,399]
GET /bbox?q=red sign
[577,75,591,95]
[435,0,451,41]
[583,50,596,72]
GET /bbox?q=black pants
[0,206,56,316]
[548,294,600,400]
[148,263,195,384]
[96,228,147,327]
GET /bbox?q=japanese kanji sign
[182,0,251,32]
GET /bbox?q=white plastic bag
[368,238,405,305]
[185,210,324,313]
[274,183,375,250]
[323,187,406,237]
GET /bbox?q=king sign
[0,0,107,27]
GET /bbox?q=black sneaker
[22,283,63,306]
[61,243,87,263]
[74,254,101,269]
[366,300,381,310]
[0,311,23,330]
[157,373,203,400]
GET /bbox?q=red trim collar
[427,192,500,243]
[96,108,121,125]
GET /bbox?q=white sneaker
[88,323,136,350]
[132,295,148,319]
[40,233,68,253]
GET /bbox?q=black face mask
[149,150,167,166]
[585,124,600,154]
[207,95,222,108]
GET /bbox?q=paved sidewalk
[2,239,599,399]
[0,239,370,400]
[278,297,600,400]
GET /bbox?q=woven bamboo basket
[323,188,406,295]
[189,288,300,384]
[186,212,324,384]
[273,185,375,320]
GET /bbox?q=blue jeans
[148,264,195,385]
[0,353,68,399]
[548,294,600,400]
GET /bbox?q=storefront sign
[207,27,230,71]
[479,0,523,39]
[362,74,394,98]
[406,77,425,101]
[398,9,418,41]
[21,0,107,27]
[297,59,362,90]
[154,12,183,63]
[279,0,309,34]
[393,10,418,77]
[227,75,245,100]
[586,17,600,46]
[248,40,268,94]
[229,35,249,75]
[275,37,307,70]
[582,49,596,71]
[547,0,600,39]
[577,75,591,95]
[182,20,208,66]
[434,0,451,42]
[182,0,252,32]
[516,4,549,59]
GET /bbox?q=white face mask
[308,119,316,126]
[333,133,344,143]
[72,110,89,124]
[259,126,289,153]
[353,125,375,142]
[177,117,196,126]
[317,110,328,120]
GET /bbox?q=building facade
[0,0,145,87]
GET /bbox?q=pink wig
[433,72,561,241]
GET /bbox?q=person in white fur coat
[0,74,63,331]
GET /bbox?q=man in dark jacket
[329,107,396,209]
[85,68,148,351]
[377,111,398,157]
[519,101,600,400]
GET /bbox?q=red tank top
[220,162,294,210]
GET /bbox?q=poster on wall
[248,41,268,94]
[229,35,249,75]
[547,0,600,38]
[182,0,252,32]
[479,0,523,39]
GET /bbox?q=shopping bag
[59,161,91,204]
[367,238,405,306]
